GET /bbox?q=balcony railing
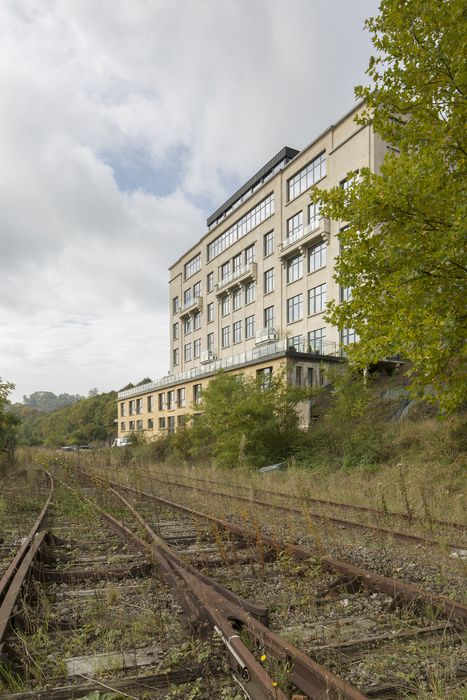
[216,262,257,294]
[180,296,203,316]
[280,217,330,257]
[255,327,278,345]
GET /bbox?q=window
[120,402,126,417]
[233,288,242,310]
[341,327,359,345]
[245,244,255,265]
[129,420,135,431]
[233,320,242,344]
[245,314,255,339]
[308,328,326,353]
[173,348,179,366]
[173,322,179,340]
[263,230,274,256]
[207,302,214,323]
[287,294,303,323]
[172,296,179,314]
[183,316,192,334]
[257,366,272,388]
[288,334,304,351]
[158,393,165,410]
[221,295,230,316]
[286,211,303,241]
[183,288,192,306]
[207,271,214,292]
[193,311,201,330]
[207,332,214,352]
[308,202,321,230]
[129,400,135,416]
[136,398,143,414]
[308,242,326,272]
[167,390,175,410]
[177,415,187,428]
[193,338,201,358]
[287,254,303,283]
[341,171,359,194]
[307,367,314,386]
[148,418,154,429]
[184,343,192,362]
[120,421,126,431]
[177,387,186,407]
[295,366,302,386]
[184,253,201,279]
[340,286,352,302]
[308,283,326,315]
[221,261,230,281]
[168,416,176,433]
[287,152,326,201]
[193,281,201,298]
[158,417,166,430]
[264,268,274,293]
[147,396,154,413]
[207,193,274,260]
[222,325,230,348]
[193,384,202,406]
[245,281,256,304]
[232,253,242,273]
[264,306,274,330]
[136,419,143,430]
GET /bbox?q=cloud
[0,0,379,402]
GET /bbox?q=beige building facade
[117,101,388,439]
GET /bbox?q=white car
[111,437,132,447]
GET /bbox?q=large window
[120,402,126,417]
[287,294,303,323]
[288,334,304,351]
[147,396,154,413]
[245,244,255,265]
[245,315,255,339]
[207,302,214,323]
[222,325,230,348]
[207,271,214,292]
[308,283,326,315]
[207,332,214,352]
[183,316,192,334]
[221,295,230,316]
[168,416,176,433]
[233,288,242,310]
[193,281,201,298]
[193,338,201,358]
[184,343,192,362]
[287,152,326,201]
[207,193,274,261]
[193,311,201,330]
[287,254,303,283]
[245,281,256,304]
[158,393,165,410]
[136,419,143,430]
[136,398,142,414]
[232,253,242,273]
[177,387,186,407]
[221,261,230,281]
[159,417,166,429]
[184,253,201,279]
[341,327,359,345]
[308,241,326,272]
[183,288,192,306]
[167,391,175,410]
[263,230,274,257]
[193,384,202,406]
[129,400,135,416]
[286,211,303,241]
[308,202,321,230]
[308,327,326,353]
[264,268,274,294]
[233,320,242,344]
[257,366,272,388]
[264,305,274,330]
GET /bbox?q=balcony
[179,296,203,317]
[280,217,330,259]
[200,349,217,364]
[255,327,278,345]
[215,262,257,295]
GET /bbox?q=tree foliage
[187,368,309,469]
[311,0,466,412]
[0,379,19,464]
[22,390,84,412]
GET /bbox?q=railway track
[1,465,466,698]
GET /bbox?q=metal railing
[216,262,256,292]
[281,217,330,252]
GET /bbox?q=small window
[207,271,214,293]
[172,348,179,366]
[147,418,154,429]
[172,296,179,314]
[222,325,230,348]
[308,284,326,315]
[193,384,202,406]
[129,420,135,431]
[193,311,201,330]
[245,315,255,339]
[158,393,165,410]
[245,281,256,304]
[287,294,303,323]
[184,343,192,362]
[245,244,255,265]
[263,231,274,256]
[120,421,126,431]
[193,338,201,358]
[287,254,303,283]
[159,417,166,429]
[147,396,154,413]
[233,320,242,344]
[207,302,214,323]
[233,288,242,310]
[264,268,274,293]
[177,387,186,407]
[136,419,143,430]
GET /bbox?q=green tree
[190,368,309,469]
[0,379,20,466]
[311,0,466,412]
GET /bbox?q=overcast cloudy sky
[0,0,379,402]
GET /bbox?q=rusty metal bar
[107,479,467,626]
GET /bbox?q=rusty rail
[139,473,465,552]
[70,473,368,699]
[157,469,467,532]
[0,471,54,660]
[106,478,467,626]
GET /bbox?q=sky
[0,0,379,403]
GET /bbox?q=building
[117,101,388,438]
